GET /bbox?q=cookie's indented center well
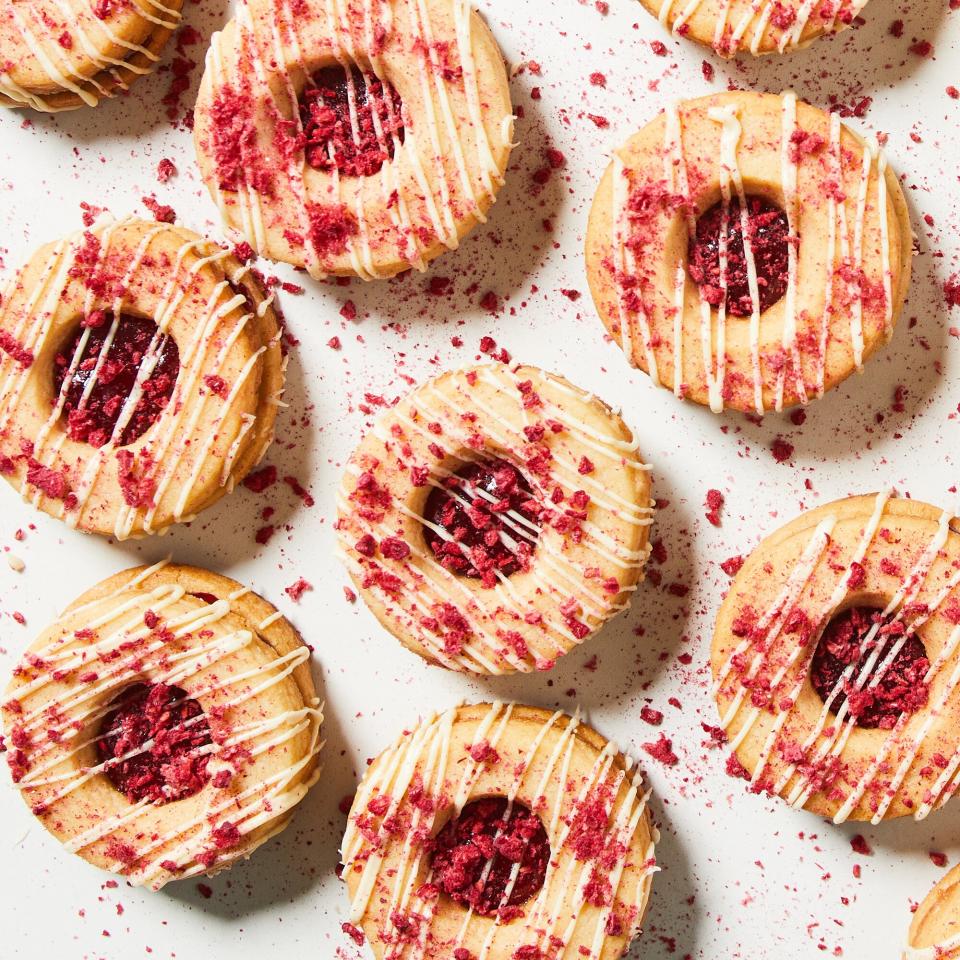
[54,313,179,449]
[422,458,541,585]
[97,682,212,804]
[299,64,405,178]
[809,606,930,730]
[429,797,550,918]
[687,195,790,316]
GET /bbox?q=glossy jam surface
[423,458,540,585]
[687,195,790,316]
[53,313,179,448]
[97,683,212,804]
[810,606,930,729]
[429,797,550,918]
[300,65,405,177]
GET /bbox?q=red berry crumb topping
[809,606,929,729]
[97,683,211,804]
[422,458,541,585]
[429,797,550,918]
[687,196,790,316]
[53,313,179,448]
[300,65,405,178]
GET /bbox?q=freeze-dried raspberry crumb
[909,39,933,56]
[285,578,312,602]
[640,706,663,726]
[850,834,872,856]
[243,465,277,493]
[342,923,365,946]
[142,195,176,224]
[771,438,794,462]
[930,851,948,868]
[157,159,177,183]
[641,734,678,766]
[705,488,723,526]
[721,555,744,576]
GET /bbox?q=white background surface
[0,0,959,957]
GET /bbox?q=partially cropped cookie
[0,0,183,111]
[336,364,654,675]
[341,702,657,959]
[712,492,960,823]
[586,91,912,414]
[0,216,285,539]
[2,562,323,890]
[193,0,514,280]
[905,866,960,959]
[640,0,871,56]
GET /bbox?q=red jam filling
[423,458,541,583]
[97,683,211,804]
[809,606,930,729]
[687,195,790,316]
[53,313,179,448]
[429,797,550,918]
[299,65,405,177]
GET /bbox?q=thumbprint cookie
[340,702,657,959]
[193,0,515,280]
[0,216,285,539]
[0,0,183,111]
[335,364,654,675]
[640,0,870,57]
[586,91,912,415]
[905,866,960,959]
[1,561,323,889]
[712,492,960,824]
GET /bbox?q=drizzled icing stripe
[0,216,279,538]
[341,704,655,957]
[4,560,322,888]
[717,493,960,823]
[202,0,511,278]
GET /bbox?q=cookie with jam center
[712,492,960,823]
[341,702,657,959]
[336,363,654,675]
[2,561,323,890]
[193,0,515,280]
[0,216,285,539]
[586,90,912,415]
